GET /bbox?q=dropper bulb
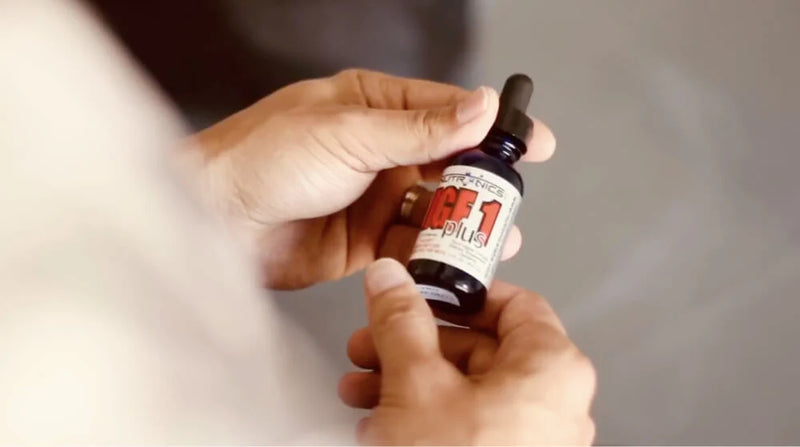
[492,73,535,149]
[500,73,534,112]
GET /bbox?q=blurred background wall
[93,0,800,443]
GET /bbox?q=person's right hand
[339,258,596,445]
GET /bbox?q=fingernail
[365,258,413,295]
[456,87,488,124]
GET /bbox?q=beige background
[275,1,800,444]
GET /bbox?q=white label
[417,284,460,306]
[409,165,521,287]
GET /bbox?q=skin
[341,259,596,445]
[193,69,555,289]
[194,69,594,444]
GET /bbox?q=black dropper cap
[493,74,534,152]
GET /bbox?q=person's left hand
[191,69,556,289]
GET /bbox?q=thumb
[345,87,499,170]
[363,258,441,374]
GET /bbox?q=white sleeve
[0,1,352,443]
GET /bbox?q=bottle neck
[479,129,526,164]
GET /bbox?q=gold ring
[398,184,431,226]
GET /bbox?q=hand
[339,258,596,445]
[192,69,556,289]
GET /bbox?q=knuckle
[405,110,447,162]
[570,350,597,389]
[580,417,597,446]
[523,288,546,302]
[331,108,364,128]
[402,361,436,385]
[515,340,595,385]
[401,361,460,403]
[374,292,423,332]
[346,327,370,361]
[553,346,597,403]
[334,68,362,82]
[469,336,499,374]
[333,68,372,106]
[410,109,443,141]
[374,75,400,109]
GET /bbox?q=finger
[339,86,500,171]
[335,69,556,166]
[379,224,522,264]
[356,416,374,445]
[347,326,376,369]
[522,118,557,163]
[435,282,574,376]
[416,117,556,165]
[437,326,498,374]
[338,371,381,409]
[334,68,471,110]
[364,258,441,375]
[434,280,567,337]
[418,117,556,171]
[500,225,522,260]
[347,325,497,374]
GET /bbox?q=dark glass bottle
[407,74,533,314]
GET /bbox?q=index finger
[434,280,567,338]
[334,68,470,110]
[436,281,573,374]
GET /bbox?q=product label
[409,165,520,287]
[417,284,460,306]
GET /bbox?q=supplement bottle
[407,74,533,314]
